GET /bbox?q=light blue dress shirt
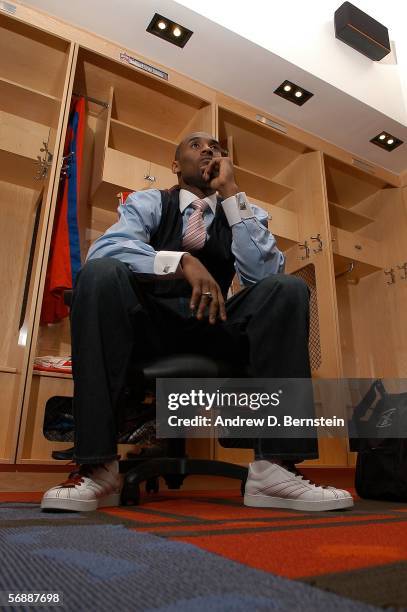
[87,188,285,286]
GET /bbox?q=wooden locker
[323,157,407,466]
[0,12,75,463]
[215,107,346,466]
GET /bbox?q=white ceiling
[21,0,407,174]
[176,0,407,126]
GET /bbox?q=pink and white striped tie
[182,199,209,251]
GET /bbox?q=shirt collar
[179,189,217,214]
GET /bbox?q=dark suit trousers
[71,258,318,463]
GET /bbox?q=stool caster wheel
[145,477,159,494]
[121,483,140,506]
[164,475,185,490]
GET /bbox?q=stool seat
[139,353,248,382]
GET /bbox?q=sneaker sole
[244,493,354,512]
[41,493,120,513]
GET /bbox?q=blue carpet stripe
[0,505,379,612]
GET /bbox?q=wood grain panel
[0,12,69,97]
[0,181,39,367]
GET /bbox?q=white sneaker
[41,460,121,512]
[244,460,354,511]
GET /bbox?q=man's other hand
[180,254,227,324]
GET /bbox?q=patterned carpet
[1,490,407,610]
[104,490,407,609]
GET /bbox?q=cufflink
[236,192,248,211]
[163,265,170,273]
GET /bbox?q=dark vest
[148,187,235,299]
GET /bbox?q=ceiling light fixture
[370,131,403,152]
[274,80,314,106]
[146,13,193,48]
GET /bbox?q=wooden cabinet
[216,109,346,466]
[70,46,215,215]
[0,12,74,463]
[324,158,407,466]
[325,156,405,379]
[0,6,405,471]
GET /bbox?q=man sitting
[41,132,353,512]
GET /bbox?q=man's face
[172,132,223,190]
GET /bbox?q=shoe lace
[59,457,120,488]
[283,462,328,489]
[60,463,100,488]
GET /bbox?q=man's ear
[172,160,180,175]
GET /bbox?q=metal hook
[335,261,354,278]
[298,241,310,260]
[310,233,323,254]
[60,151,75,180]
[396,262,407,281]
[35,140,53,180]
[335,261,359,284]
[384,268,396,285]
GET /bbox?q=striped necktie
[182,199,210,251]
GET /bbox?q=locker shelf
[328,201,375,232]
[0,77,58,126]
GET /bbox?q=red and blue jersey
[41,96,85,324]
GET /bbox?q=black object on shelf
[43,396,74,442]
[52,446,75,461]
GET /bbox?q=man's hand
[202,156,239,199]
[180,254,227,324]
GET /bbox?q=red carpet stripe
[132,513,401,535]
[100,508,179,523]
[136,498,303,520]
[176,522,407,579]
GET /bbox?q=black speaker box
[334,2,391,61]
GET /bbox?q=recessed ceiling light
[146,13,193,48]
[274,80,314,106]
[370,131,403,152]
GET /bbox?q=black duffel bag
[350,379,407,501]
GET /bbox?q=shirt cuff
[221,192,255,226]
[154,251,186,275]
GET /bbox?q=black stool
[120,353,249,505]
